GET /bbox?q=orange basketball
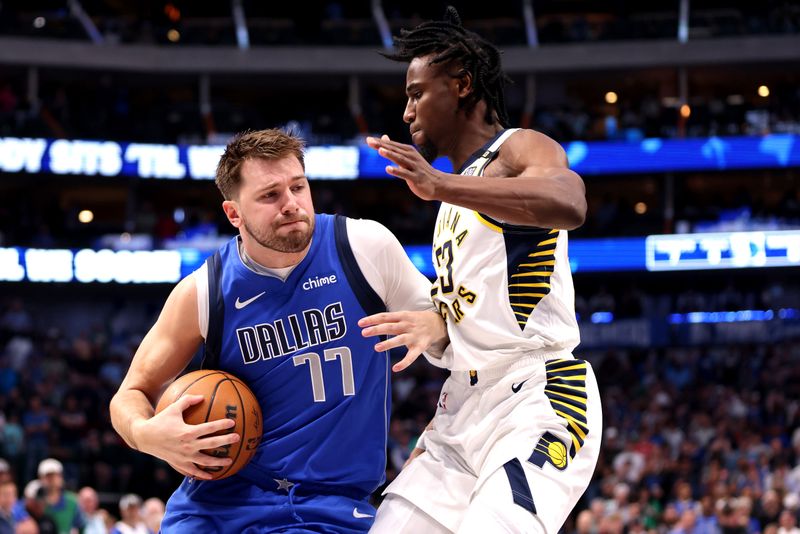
[155,370,263,480]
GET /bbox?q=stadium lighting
[758,85,770,97]
[33,17,46,29]
[78,210,94,223]
[605,91,618,104]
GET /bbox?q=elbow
[561,197,587,231]
[108,393,122,426]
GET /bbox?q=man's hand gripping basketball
[132,395,239,481]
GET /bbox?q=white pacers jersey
[430,129,580,371]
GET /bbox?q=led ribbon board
[2,135,797,180]
[2,231,797,284]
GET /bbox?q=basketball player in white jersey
[360,7,602,534]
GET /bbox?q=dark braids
[382,6,512,127]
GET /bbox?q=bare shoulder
[171,271,199,308]
[500,129,569,170]
[154,272,200,335]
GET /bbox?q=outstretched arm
[349,218,449,372]
[366,130,586,229]
[109,274,239,480]
[359,310,447,372]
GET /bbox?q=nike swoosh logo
[234,291,266,310]
[353,508,374,519]
[511,379,529,393]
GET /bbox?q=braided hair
[383,6,512,127]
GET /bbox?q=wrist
[431,170,448,200]
[129,418,146,451]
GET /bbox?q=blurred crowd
[2,273,799,532]
[1,75,799,147]
[0,457,165,534]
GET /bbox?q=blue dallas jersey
[201,213,389,498]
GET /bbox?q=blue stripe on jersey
[197,213,389,499]
[504,228,557,330]
[503,458,537,514]
[203,251,224,369]
[333,215,385,317]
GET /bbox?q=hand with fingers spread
[132,394,240,481]
[359,310,448,372]
[366,135,443,201]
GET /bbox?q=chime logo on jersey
[303,273,338,291]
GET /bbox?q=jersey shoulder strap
[202,250,224,369]
[333,215,386,316]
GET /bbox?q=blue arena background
[1,134,799,180]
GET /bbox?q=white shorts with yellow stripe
[372,354,602,534]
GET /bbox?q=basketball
[155,370,263,480]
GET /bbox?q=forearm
[435,172,586,229]
[109,388,155,451]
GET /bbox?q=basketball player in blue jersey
[109,129,448,533]
[364,7,602,534]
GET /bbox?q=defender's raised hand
[359,310,448,372]
[366,135,443,201]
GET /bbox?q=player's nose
[282,190,300,213]
[403,100,415,124]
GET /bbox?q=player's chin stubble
[416,141,438,164]
[244,216,314,253]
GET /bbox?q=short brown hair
[215,129,306,200]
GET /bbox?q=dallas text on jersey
[236,301,347,363]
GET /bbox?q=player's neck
[448,119,505,172]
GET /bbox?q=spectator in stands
[778,509,800,534]
[575,509,595,534]
[0,480,16,534]
[22,396,50,482]
[670,508,699,534]
[78,486,107,534]
[386,419,413,472]
[111,494,148,534]
[695,495,719,534]
[20,480,58,534]
[141,497,164,534]
[38,458,85,534]
[57,395,88,460]
[758,490,784,527]
[0,461,9,488]
[0,300,32,334]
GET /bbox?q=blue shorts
[161,476,377,533]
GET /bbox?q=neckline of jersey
[455,128,508,175]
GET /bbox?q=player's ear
[222,200,242,228]
[456,69,473,99]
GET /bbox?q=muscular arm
[110,274,238,479]
[367,130,587,230]
[349,219,448,371]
